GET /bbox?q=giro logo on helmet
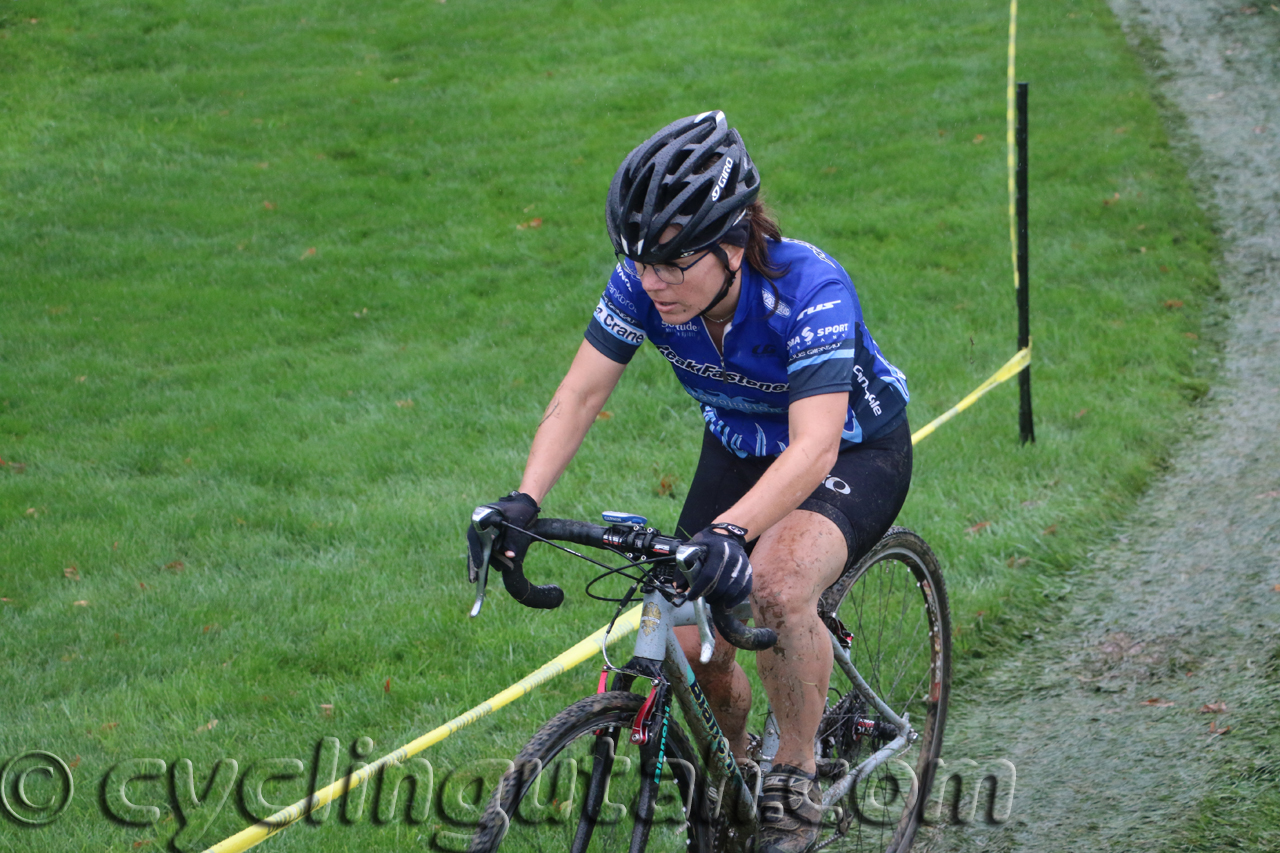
[710,157,735,202]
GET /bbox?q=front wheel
[468,691,710,853]
[815,526,952,853]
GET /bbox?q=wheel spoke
[469,693,704,853]
[813,528,951,853]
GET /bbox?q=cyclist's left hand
[467,491,541,574]
[687,523,753,609]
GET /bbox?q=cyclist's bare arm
[713,391,846,539]
[517,340,626,506]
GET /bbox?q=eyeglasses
[622,249,712,286]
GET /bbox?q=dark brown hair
[743,198,789,280]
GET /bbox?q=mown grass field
[0,0,1219,850]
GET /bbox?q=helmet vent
[606,112,759,264]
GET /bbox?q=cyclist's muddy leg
[675,625,751,757]
[749,509,847,775]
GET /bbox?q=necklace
[703,307,734,324]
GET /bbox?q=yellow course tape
[202,342,1036,853]
[1007,0,1019,289]
[203,339,1032,853]
[201,346,1034,853]
[201,12,1032,847]
[200,605,643,853]
[910,345,1031,445]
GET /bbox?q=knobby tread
[471,526,948,853]
[822,525,951,853]
[468,691,707,853]
[820,526,948,616]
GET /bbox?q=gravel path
[918,2,1280,850]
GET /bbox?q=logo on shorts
[823,476,851,495]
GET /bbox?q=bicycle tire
[813,526,951,853]
[468,691,710,853]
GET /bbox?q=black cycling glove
[467,491,540,575]
[687,523,753,609]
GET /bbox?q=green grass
[1171,646,1280,852]
[0,0,1219,850]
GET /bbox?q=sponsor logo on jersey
[795,300,841,321]
[681,384,786,415]
[852,364,883,416]
[790,321,850,350]
[594,302,645,345]
[656,346,788,394]
[791,341,844,360]
[660,319,700,337]
[606,282,638,314]
[816,323,850,338]
[781,237,837,268]
[761,288,792,318]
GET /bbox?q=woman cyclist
[468,110,912,853]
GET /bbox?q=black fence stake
[1016,81,1035,444]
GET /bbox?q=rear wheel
[814,526,951,853]
[468,691,708,853]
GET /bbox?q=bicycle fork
[605,592,761,840]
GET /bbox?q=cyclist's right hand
[686,523,753,609]
[467,491,541,574]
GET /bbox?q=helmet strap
[698,245,739,321]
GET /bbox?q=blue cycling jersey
[584,238,909,458]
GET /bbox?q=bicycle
[464,508,951,853]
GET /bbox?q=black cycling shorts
[675,417,913,571]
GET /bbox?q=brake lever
[693,598,716,664]
[675,543,717,662]
[468,507,503,618]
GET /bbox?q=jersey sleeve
[785,281,862,401]
[584,262,647,364]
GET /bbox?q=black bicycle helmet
[606,110,760,265]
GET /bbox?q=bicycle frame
[467,510,931,846]
[613,586,916,826]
